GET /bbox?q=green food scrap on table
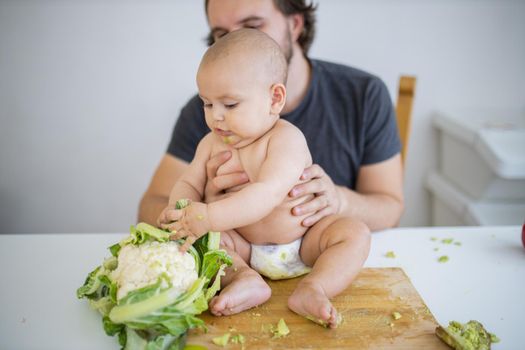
[454,241,462,246]
[441,238,454,244]
[212,333,230,347]
[385,251,396,258]
[438,255,449,263]
[436,320,499,350]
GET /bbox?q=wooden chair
[395,76,417,165]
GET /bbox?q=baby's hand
[160,201,212,251]
[157,204,178,227]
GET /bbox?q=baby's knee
[351,220,371,249]
[219,230,251,262]
[219,230,236,251]
[326,216,370,246]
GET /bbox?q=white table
[1,226,523,349]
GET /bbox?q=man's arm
[340,154,404,230]
[138,154,188,225]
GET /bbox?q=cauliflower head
[111,241,198,301]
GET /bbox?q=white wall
[1,0,524,233]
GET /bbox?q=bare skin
[288,281,338,326]
[209,230,271,316]
[210,266,270,316]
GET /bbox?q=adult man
[139,0,404,232]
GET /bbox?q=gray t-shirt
[167,59,400,189]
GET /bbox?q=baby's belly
[236,195,313,245]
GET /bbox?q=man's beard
[282,28,293,64]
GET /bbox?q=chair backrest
[395,76,417,165]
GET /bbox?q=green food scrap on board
[231,333,245,345]
[212,333,230,347]
[272,318,290,338]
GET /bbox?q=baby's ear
[270,83,286,114]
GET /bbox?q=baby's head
[197,28,288,147]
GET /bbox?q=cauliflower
[77,209,232,350]
[110,241,198,301]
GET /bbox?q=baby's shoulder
[272,119,306,142]
[272,119,304,139]
[269,120,311,164]
[195,132,219,154]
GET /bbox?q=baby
[158,28,370,328]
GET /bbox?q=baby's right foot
[288,280,339,328]
[209,267,271,316]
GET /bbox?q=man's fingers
[292,194,329,216]
[206,151,232,179]
[300,163,323,180]
[290,178,324,198]
[301,206,333,227]
[213,172,249,191]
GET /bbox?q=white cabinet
[427,111,525,225]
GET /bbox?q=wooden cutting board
[187,268,447,349]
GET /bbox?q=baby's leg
[209,229,271,316]
[288,215,370,328]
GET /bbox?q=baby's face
[197,59,279,148]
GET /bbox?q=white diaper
[250,238,311,280]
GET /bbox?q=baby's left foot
[288,281,339,328]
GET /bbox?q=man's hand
[158,201,212,251]
[204,150,249,202]
[288,164,342,227]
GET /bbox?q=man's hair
[204,0,317,56]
